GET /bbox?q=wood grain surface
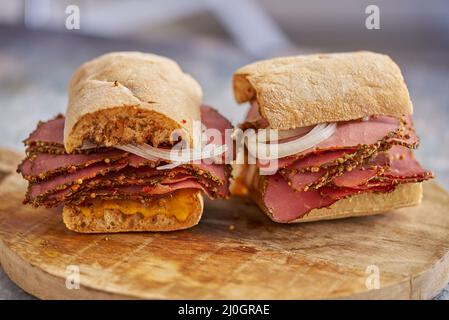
[0,148,449,299]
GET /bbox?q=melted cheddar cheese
[79,189,198,222]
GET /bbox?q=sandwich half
[18,52,231,233]
[233,51,433,223]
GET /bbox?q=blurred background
[0,0,448,299]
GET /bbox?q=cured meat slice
[70,179,209,205]
[18,150,127,180]
[25,161,129,202]
[24,115,64,146]
[319,185,395,200]
[333,146,433,190]
[240,101,270,130]
[281,150,388,191]
[332,168,382,188]
[282,149,355,172]
[201,105,232,140]
[331,152,391,188]
[286,171,326,191]
[384,145,432,180]
[126,154,228,185]
[313,116,406,150]
[263,174,336,222]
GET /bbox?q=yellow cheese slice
[79,189,197,222]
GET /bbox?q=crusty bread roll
[247,168,422,223]
[233,51,413,130]
[64,52,202,153]
[63,191,204,233]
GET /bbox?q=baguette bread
[63,191,204,233]
[64,52,202,153]
[233,51,412,130]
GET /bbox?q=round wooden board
[1,149,449,300]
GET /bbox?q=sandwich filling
[243,101,433,222]
[78,189,200,222]
[18,106,231,222]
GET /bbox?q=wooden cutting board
[1,148,449,300]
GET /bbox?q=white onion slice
[116,144,159,160]
[116,143,228,169]
[245,123,336,160]
[156,162,183,170]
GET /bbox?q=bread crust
[249,176,422,223]
[64,52,202,152]
[233,51,413,129]
[62,192,204,233]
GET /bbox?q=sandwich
[232,51,433,223]
[17,52,232,233]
